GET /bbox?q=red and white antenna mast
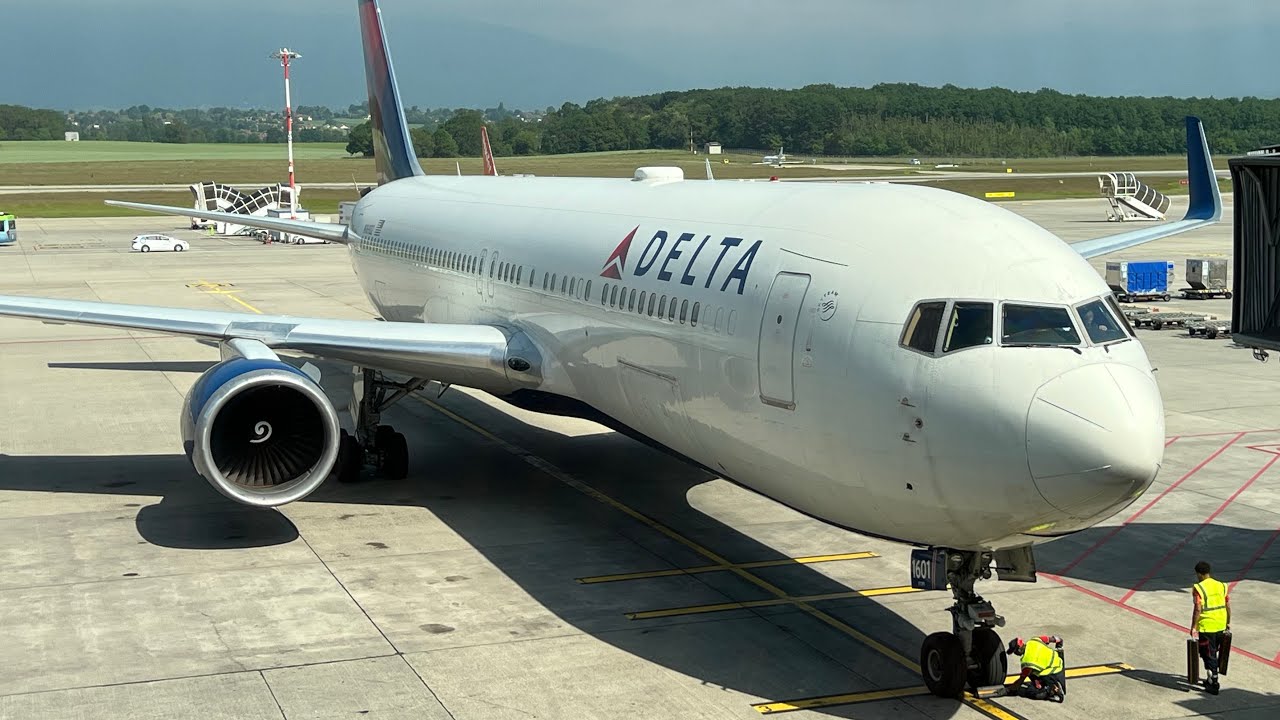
[271,48,302,218]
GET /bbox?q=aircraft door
[758,272,812,409]
[477,249,487,295]
[488,250,499,298]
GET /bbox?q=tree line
[8,83,1280,156]
[0,105,67,140]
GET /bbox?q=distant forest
[6,83,1280,157]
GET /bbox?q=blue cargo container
[1105,260,1174,302]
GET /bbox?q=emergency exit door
[758,272,811,409]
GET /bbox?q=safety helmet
[1006,638,1025,655]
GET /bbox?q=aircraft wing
[1070,116,1221,260]
[105,200,356,245]
[0,294,533,392]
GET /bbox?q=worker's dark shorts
[1199,631,1225,674]
[1022,671,1066,701]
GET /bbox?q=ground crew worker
[1005,635,1065,702]
[1192,560,1230,694]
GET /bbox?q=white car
[131,234,189,253]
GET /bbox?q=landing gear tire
[379,430,409,480]
[922,632,967,699]
[336,430,364,484]
[968,628,1007,691]
[375,425,397,448]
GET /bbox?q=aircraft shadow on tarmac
[3,359,1277,717]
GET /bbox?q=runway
[0,198,1278,719]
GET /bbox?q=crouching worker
[1005,636,1066,702]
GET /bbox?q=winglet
[358,0,424,184]
[1184,116,1221,221]
[1070,116,1222,260]
[705,157,715,181]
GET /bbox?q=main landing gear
[921,550,1008,698]
[335,367,430,483]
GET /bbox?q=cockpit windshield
[1075,299,1129,344]
[1000,304,1081,346]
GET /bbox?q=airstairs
[1098,172,1170,222]
[189,181,300,235]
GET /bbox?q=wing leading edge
[0,294,541,393]
[1070,116,1222,260]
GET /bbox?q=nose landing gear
[920,550,1008,698]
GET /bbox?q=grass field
[0,141,350,164]
[0,140,1229,217]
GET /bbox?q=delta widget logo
[600,226,638,279]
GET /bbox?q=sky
[6,0,1280,111]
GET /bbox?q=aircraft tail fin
[1071,116,1221,260]
[358,0,424,184]
[481,125,498,176]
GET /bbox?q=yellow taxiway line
[753,663,1135,714]
[627,585,921,620]
[577,551,878,584]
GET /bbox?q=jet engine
[181,343,341,507]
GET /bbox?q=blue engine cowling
[181,357,341,507]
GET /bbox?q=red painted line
[1043,573,1280,672]
[1057,432,1246,574]
[1118,451,1280,604]
[1174,428,1280,439]
[1229,526,1280,594]
[1164,436,1180,448]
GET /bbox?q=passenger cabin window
[1076,299,1128,344]
[647,293,657,316]
[584,280,591,300]
[1001,304,1081,346]
[903,301,947,354]
[943,302,993,353]
[691,302,700,327]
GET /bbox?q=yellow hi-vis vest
[1195,578,1228,633]
[1021,639,1063,677]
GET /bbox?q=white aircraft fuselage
[348,173,1164,551]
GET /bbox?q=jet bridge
[1230,154,1280,355]
[1098,172,1171,221]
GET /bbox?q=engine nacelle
[181,356,341,507]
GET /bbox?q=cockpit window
[1104,294,1136,338]
[943,302,994,352]
[1076,299,1128,344]
[1001,304,1081,346]
[902,301,947,354]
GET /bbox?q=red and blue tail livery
[358,0,424,184]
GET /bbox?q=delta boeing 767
[0,0,1222,699]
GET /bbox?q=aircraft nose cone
[1026,364,1163,518]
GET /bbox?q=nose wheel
[919,550,1008,698]
[335,367,427,483]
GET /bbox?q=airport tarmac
[1,197,1278,719]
